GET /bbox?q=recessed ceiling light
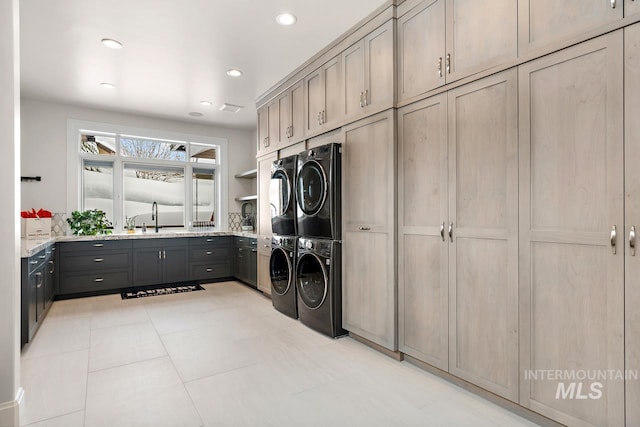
[189,112,204,117]
[226,69,243,77]
[219,103,244,113]
[100,82,116,89]
[200,101,213,106]
[101,38,123,49]
[276,13,297,26]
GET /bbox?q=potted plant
[66,209,113,236]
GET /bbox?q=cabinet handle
[289,125,294,138]
[364,90,368,106]
[93,258,104,262]
[630,225,636,257]
[440,222,445,242]
[317,112,321,126]
[39,255,46,259]
[206,268,214,272]
[206,251,214,255]
[438,57,443,78]
[49,260,55,274]
[30,260,39,265]
[163,250,166,259]
[206,238,214,242]
[35,272,42,288]
[322,110,326,124]
[158,250,162,259]
[263,244,270,248]
[251,249,257,253]
[611,225,617,254]
[359,92,364,108]
[358,226,370,231]
[94,278,104,283]
[446,53,451,74]
[448,222,453,242]
[93,243,104,247]
[611,0,616,7]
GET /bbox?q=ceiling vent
[219,103,244,113]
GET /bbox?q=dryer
[270,235,297,319]
[270,154,297,236]
[296,237,346,338]
[296,143,341,239]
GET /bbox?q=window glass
[123,165,185,227]
[190,143,217,164]
[80,133,116,156]
[120,136,186,161]
[82,161,114,222]
[192,169,215,223]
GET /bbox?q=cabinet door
[342,110,396,350]
[28,270,37,336]
[277,91,290,148]
[290,82,304,143]
[45,258,55,308]
[445,0,516,83]
[625,23,640,427]
[519,32,624,426]
[257,152,277,236]
[518,0,622,55]
[448,69,518,401]
[323,56,342,129]
[342,40,365,121]
[257,105,269,156]
[247,247,257,287]
[133,248,163,286]
[162,246,189,284]
[397,0,445,102]
[304,68,323,135]
[398,93,449,370]
[627,0,640,17]
[267,100,279,151]
[257,251,271,295]
[364,20,394,112]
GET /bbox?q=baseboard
[0,388,24,427]
[348,332,404,361]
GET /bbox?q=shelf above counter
[235,195,257,202]
[234,169,257,179]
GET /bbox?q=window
[70,121,227,232]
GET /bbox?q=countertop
[21,230,258,258]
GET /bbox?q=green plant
[66,209,113,236]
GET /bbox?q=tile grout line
[20,409,84,427]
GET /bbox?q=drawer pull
[206,251,214,255]
[30,260,39,265]
[206,239,214,242]
[251,249,257,253]
[39,255,46,259]
[206,268,214,272]
[94,278,104,283]
[263,244,270,248]
[93,243,104,247]
[358,226,370,231]
[93,258,104,262]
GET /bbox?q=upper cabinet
[518,0,622,54]
[304,56,342,136]
[627,0,640,16]
[342,20,395,122]
[257,105,269,156]
[277,81,305,146]
[256,100,280,156]
[398,0,517,103]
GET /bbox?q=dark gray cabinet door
[162,246,189,284]
[133,248,163,286]
[247,247,257,287]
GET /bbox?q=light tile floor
[20,281,541,427]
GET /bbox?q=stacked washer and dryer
[269,142,346,338]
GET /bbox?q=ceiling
[19,0,388,130]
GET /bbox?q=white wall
[0,0,22,425]
[21,98,257,221]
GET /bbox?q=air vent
[219,103,244,113]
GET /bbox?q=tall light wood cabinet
[257,106,269,156]
[447,69,519,402]
[518,32,624,427]
[518,0,622,55]
[277,81,305,146]
[625,23,640,427]
[398,93,449,370]
[627,0,640,16]
[304,56,342,136]
[257,152,277,295]
[342,20,394,122]
[397,0,516,103]
[342,109,396,351]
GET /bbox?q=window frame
[68,119,228,232]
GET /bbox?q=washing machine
[296,143,341,239]
[270,235,297,319]
[270,154,297,236]
[296,237,346,338]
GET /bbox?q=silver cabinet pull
[206,251,213,255]
[364,90,368,106]
[93,243,104,247]
[440,222,445,242]
[263,244,270,248]
[322,110,326,124]
[317,112,322,126]
[611,225,617,254]
[39,255,46,259]
[30,260,39,265]
[94,278,104,283]
[631,226,636,257]
[206,238,214,242]
[446,53,451,74]
[158,250,162,259]
[251,249,257,253]
[358,226,370,231]
[93,258,104,262]
[611,0,616,8]
[49,260,55,274]
[448,222,453,242]
[289,125,294,138]
[206,268,213,272]
[359,92,364,108]
[438,57,443,78]
[163,250,166,259]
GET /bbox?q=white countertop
[21,230,258,258]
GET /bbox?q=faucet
[151,201,159,233]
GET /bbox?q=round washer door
[296,160,327,216]
[296,253,327,309]
[270,248,292,296]
[270,168,291,217]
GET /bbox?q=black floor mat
[121,284,205,299]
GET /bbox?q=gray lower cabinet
[133,239,189,285]
[21,244,56,345]
[59,240,133,295]
[189,236,232,281]
[233,237,257,287]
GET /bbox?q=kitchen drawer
[189,236,232,248]
[133,238,189,249]
[59,240,132,253]
[189,245,230,262]
[235,237,257,249]
[26,250,47,274]
[257,235,272,256]
[60,251,131,272]
[59,270,131,294]
[190,261,231,281]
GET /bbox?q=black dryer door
[270,248,292,296]
[296,253,327,309]
[270,168,291,218]
[296,160,327,216]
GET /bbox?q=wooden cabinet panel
[364,20,394,112]
[518,0,622,54]
[398,0,445,102]
[267,100,279,151]
[257,152,277,237]
[625,23,640,427]
[446,0,516,82]
[323,56,342,129]
[519,32,624,426]
[448,69,518,401]
[342,110,396,350]
[398,94,448,370]
[290,82,304,143]
[305,69,323,135]
[627,0,640,16]
[342,41,365,120]
[277,91,290,148]
[257,105,269,156]
[257,250,271,296]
